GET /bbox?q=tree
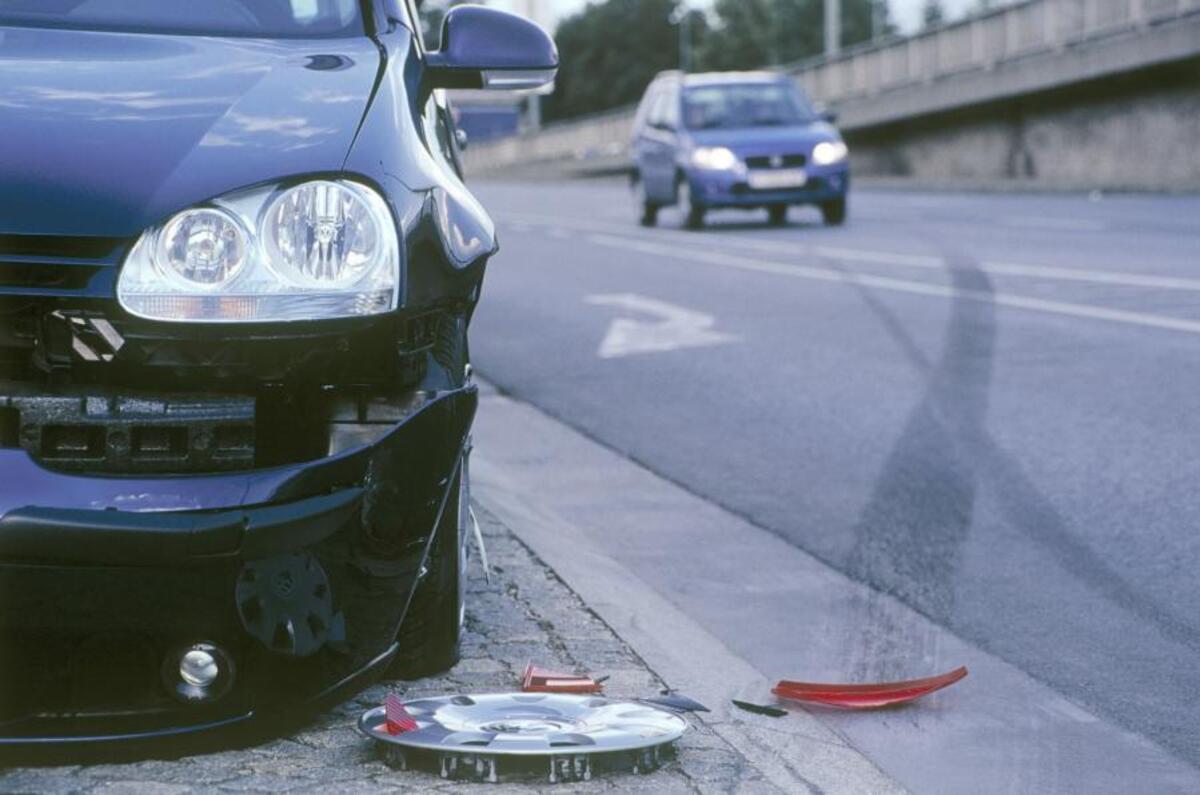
[544,0,687,123]
[922,0,946,29]
[419,0,472,50]
[699,0,892,70]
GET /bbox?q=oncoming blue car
[631,71,850,229]
[0,0,555,754]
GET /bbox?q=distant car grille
[745,154,807,169]
[0,234,126,296]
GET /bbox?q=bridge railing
[796,0,1199,103]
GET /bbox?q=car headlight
[691,147,739,171]
[811,140,848,166]
[118,179,399,323]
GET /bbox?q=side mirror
[426,6,558,92]
[455,128,469,151]
[813,104,838,124]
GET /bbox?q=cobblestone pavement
[0,507,774,794]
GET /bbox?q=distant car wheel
[768,204,788,226]
[821,197,847,226]
[677,177,705,230]
[390,456,468,679]
[632,172,658,227]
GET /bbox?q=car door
[638,86,680,203]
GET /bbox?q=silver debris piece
[359,692,689,784]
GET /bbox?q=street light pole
[824,0,841,56]
[672,2,692,73]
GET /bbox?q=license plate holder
[747,169,808,190]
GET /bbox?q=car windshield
[683,83,816,130]
[0,0,364,38]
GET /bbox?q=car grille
[744,154,807,169]
[0,234,126,297]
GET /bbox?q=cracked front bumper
[0,387,476,754]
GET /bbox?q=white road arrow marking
[586,293,737,359]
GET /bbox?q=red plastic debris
[522,663,603,694]
[385,693,418,735]
[772,666,968,709]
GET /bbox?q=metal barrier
[796,0,1199,103]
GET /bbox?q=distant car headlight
[118,179,399,323]
[812,140,848,166]
[691,147,739,171]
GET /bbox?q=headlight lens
[812,140,848,166]
[118,179,399,323]
[157,208,248,288]
[692,146,739,171]
[265,181,381,289]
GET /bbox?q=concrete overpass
[464,0,1200,191]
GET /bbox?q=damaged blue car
[0,0,556,754]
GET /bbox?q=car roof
[653,70,789,89]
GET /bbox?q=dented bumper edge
[0,386,478,755]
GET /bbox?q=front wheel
[390,454,468,679]
[677,178,705,230]
[632,172,658,227]
[820,197,847,226]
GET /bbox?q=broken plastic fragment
[521,663,603,694]
[639,693,710,713]
[732,699,788,718]
[385,693,418,735]
[772,666,968,709]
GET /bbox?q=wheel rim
[632,176,648,221]
[676,179,692,221]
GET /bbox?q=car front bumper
[0,387,476,756]
[687,166,849,209]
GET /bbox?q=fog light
[180,649,219,687]
[163,642,235,703]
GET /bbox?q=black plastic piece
[640,693,710,713]
[732,700,788,718]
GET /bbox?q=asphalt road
[468,180,1200,776]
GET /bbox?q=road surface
[469,179,1200,786]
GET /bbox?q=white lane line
[584,232,1200,337]
[1000,215,1108,233]
[498,211,1200,293]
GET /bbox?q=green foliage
[922,0,946,28]
[419,0,472,50]
[545,0,686,123]
[542,0,896,122]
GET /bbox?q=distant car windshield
[683,83,815,130]
[0,0,364,38]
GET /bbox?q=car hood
[688,122,838,157]
[0,25,380,238]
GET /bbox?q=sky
[488,0,982,36]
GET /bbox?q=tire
[768,204,789,226]
[677,177,705,230]
[632,172,658,227]
[389,452,469,680]
[820,197,847,226]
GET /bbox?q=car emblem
[769,155,784,169]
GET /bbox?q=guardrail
[795,0,1199,104]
